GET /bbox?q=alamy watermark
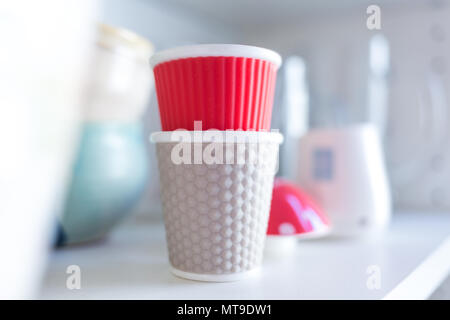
[367,5,381,30]
[366,265,381,290]
[66,265,81,290]
[162,121,281,175]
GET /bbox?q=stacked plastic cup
[150,44,282,281]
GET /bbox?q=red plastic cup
[150,44,282,131]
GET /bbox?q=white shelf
[39,212,450,299]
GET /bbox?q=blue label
[313,148,334,181]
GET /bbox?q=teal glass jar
[60,122,148,244]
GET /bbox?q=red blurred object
[153,56,277,131]
[267,178,330,237]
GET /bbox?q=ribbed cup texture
[155,140,280,276]
[153,57,277,131]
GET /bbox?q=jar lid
[97,23,154,62]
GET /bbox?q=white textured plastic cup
[151,131,283,282]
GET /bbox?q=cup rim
[150,130,284,144]
[149,44,282,69]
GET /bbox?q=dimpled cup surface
[156,140,279,277]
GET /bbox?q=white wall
[101,0,236,49]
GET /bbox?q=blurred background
[2,0,450,298]
[108,0,450,217]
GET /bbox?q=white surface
[384,236,450,300]
[430,273,450,299]
[39,212,450,299]
[149,44,282,69]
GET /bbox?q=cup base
[170,266,261,282]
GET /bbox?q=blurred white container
[83,23,154,122]
[0,0,97,298]
[297,123,391,237]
